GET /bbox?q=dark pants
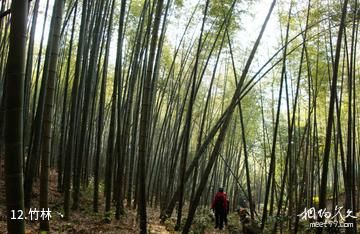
[215,209,226,229]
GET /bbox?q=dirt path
[149,223,171,234]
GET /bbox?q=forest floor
[0,169,243,233]
[0,169,359,233]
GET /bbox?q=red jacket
[211,192,228,210]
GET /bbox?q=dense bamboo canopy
[0,0,359,233]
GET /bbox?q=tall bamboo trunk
[4,0,28,233]
[39,0,65,230]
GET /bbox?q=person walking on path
[211,187,228,230]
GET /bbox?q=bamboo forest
[1,0,360,233]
